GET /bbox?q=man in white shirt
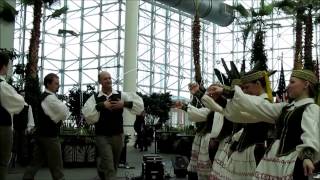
[0,52,25,180]
[82,71,144,180]
[23,73,69,180]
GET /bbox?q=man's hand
[110,99,124,110]
[303,159,315,176]
[103,100,112,110]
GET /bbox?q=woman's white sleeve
[296,104,320,162]
[187,105,210,122]
[225,86,285,123]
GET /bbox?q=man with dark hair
[0,51,25,180]
[23,73,69,180]
[82,71,144,180]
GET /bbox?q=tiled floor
[7,143,319,180]
[7,143,188,180]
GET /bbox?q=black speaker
[172,155,189,178]
[142,154,164,180]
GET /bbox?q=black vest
[276,103,311,156]
[36,92,62,137]
[0,79,12,126]
[191,90,207,133]
[216,117,234,141]
[94,91,124,136]
[236,122,270,152]
[235,97,273,152]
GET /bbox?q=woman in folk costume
[178,88,237,180]
[208,29,275,180]
[176,82,212,180]
[210,55,320,179]
[202,60,244,180]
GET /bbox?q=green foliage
[137,92,172,124]
[47,6,68,19]
[0,48,18,60]
[24,74,41,125]
[251,29,268,71]
[272,0,297,13]
[20,0,34,5]
[67,85,95,128]
[233,4,250,18]
[259,4,275,16]
[0,0,18,23]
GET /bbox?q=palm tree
[273,0,320,69]
[192,0,202,86]
[21,0,66,123]
[191,1,249,85]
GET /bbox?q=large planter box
[61,135,96,167]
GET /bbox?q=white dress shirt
[82,89,144,124]
[0,75,25,119]
[41,89,69,123]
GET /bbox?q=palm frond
[20,0,34,5]
[233,4,249,18]
[273,0,297,10]
[259,3,275,16]
[47,6,68,19]
[242,20,255,44]
[250,8,258,17]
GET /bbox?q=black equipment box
[172,155,189,178]
[142,154,164,180]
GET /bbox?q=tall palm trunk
[294,7,304,69]
[25,0,43,124]
[315,58,319,80]
[192,13,202,85]
[304,7,314,71]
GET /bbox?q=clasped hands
[206,84,224,100]
[103,99,124,110]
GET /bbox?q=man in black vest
[82,71,144,180]
[0,52,25,180]
[23,73,69,180]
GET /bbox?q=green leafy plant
[137,92,172,125]
[0,0,18,23]
[67,85,95,129]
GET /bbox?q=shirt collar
[98,89,119,97]
[289,98,314,107]
[0,75,6,81]
[45,89,55,95]
[259,93,268,99]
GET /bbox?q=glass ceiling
[13,0,320,99]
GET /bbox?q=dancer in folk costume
[211,54,320,180]
[176,82,213,180]
[196,92,238,180]
[202,60,244,180]
[208,29,276,179]
[177,89,235,180]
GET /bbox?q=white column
[123,0,140,143]
[0,0,16,79]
